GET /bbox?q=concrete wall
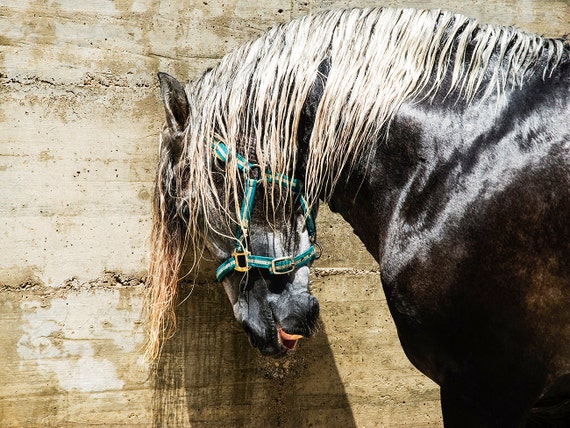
[1,1,567,426]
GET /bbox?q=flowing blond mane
[146,7,565,360]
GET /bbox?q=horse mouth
[277,326,304,350]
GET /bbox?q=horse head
[151,72,320,358]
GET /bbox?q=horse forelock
[147,6,566,360]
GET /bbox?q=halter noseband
[212,139,320,281]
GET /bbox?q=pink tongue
[278,328,303,350]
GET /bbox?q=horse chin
[252,332,290,358]
[241,313,316,358]
[245,324,303,358]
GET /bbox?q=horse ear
[158,72,189,134]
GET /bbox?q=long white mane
[146,7,565,360]
[185,7,563,212]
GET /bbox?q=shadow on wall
[152,282,356,427]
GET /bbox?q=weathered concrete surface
[0,271,442,427]
[1,0,568,426]
[154,274,442,427]
[0,283,151,427]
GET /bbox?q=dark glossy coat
[319,44,570,426]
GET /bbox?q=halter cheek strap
[212,139,320,282]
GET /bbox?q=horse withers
[148,7,570,426]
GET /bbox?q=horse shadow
[152,281,357,427]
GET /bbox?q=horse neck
[326,97,490,264]
[327,57,568,265]
[320,38,569,264]
[326,123,417,264]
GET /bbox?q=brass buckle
[270,257,295,275]
[233,251,251,272]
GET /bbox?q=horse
[147,7,570,426]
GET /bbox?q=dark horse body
[151,8,570,427]
[325,57,570,425]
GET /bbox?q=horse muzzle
[240,293,320,357]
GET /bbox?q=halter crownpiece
[211,138,320,281]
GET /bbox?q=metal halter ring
[248,164,262,180]
[313,240,323,260]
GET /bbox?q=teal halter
[212,139,319,281]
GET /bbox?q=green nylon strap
[235,177,258,245]
[299,195,316,239]
[211,138,319,281]
[215,245,318,281]
[212,139,303,192]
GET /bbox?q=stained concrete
[1,0,568,426]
